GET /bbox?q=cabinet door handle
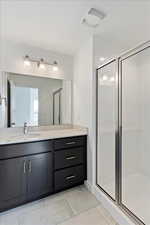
[66,156,76,160]
[28,161,32,173]
[23,161,26,174]
[66,175,76,180]
[66,142,76,145]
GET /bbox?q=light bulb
[53,61,58,71]
[39,58,46,69]
[24,55,31,66]
[53,66,58,71]
[39,63,45,69]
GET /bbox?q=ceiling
[0,0,150,56]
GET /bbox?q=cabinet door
[27,152,53,200]
[0,157,27,211]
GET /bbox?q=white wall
[0,40,73,80]
[73,37,95,186]
[122,59,142,178]
[0,40,73,128]
[62,80,72,124]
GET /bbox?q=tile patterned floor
[0,185,118,225]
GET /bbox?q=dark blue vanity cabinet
[0,135,87,212]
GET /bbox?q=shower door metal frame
[96,40,150,225]
[119,42,150,225]
[96,59,119,203]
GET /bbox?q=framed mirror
[0,72,72,128]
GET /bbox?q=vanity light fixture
[24,55,31,66]
[53,61,58,71]
[0,94,7,105]
[38,58,46,70]
[23,55,58,71]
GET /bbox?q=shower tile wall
[122,58,141,180]
[140,51,150,177]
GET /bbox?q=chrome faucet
[23,122,28,134]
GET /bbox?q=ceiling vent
[82,8,106,28]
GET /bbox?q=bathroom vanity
[0,128,87,212]
[0,71,87,212]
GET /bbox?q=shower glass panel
[97,61,116,199]
[121,46,150,224]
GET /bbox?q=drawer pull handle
[66,175,76,180]
[23,161,26,174]
[66,156,76,160]
[66,142,76,145]
[28,160,32,173]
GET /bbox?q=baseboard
[85,181,136,225]
[84,180,93,192]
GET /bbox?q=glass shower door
[121,45,150,224]
[97,60,117,200]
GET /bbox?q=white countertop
[0,125,88,145]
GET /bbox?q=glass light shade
[39,58,46,69]
[24,56,31,66]
[39,63,46,69]
[53,65,58,71]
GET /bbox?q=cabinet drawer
[54,147,84,170]
[54,136,86,150]
[0,141,53,160]
[54,165,84,191]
